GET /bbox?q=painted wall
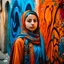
[39,0,64,63]
[5,0,36,55]
[0,0,11,52]
[1,0,64,63]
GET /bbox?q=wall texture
[39,0,64,63]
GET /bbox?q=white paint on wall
[0,0,11,52]
[0,9,5,52]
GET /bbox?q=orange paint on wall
[38,0,64,63]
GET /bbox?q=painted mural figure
[9,10,46,64]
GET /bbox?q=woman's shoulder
[16,38,24,42]
[14,38,24,46]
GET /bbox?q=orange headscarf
[21,10,39,33]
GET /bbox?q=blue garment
[34,45,41,64]
[33,34,45,64]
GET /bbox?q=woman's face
[25,14,38,32]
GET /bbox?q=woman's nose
[31,20,34,24]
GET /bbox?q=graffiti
[39,0,64,63]
[1,0,64,63]
[10,0,20,38]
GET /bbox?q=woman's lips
[30,27,35,29]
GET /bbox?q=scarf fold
[20,29,40,45]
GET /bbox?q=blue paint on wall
[6,0,35,55]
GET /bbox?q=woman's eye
[34,19,37,22]
[27,19,31,22]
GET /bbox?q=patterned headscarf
[21,10,39,33]
[20,10,40,45]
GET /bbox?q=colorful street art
[0,0,64,64]
[39,0,64,63]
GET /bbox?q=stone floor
[0,51,10,64]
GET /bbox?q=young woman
[9,10,45,64]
